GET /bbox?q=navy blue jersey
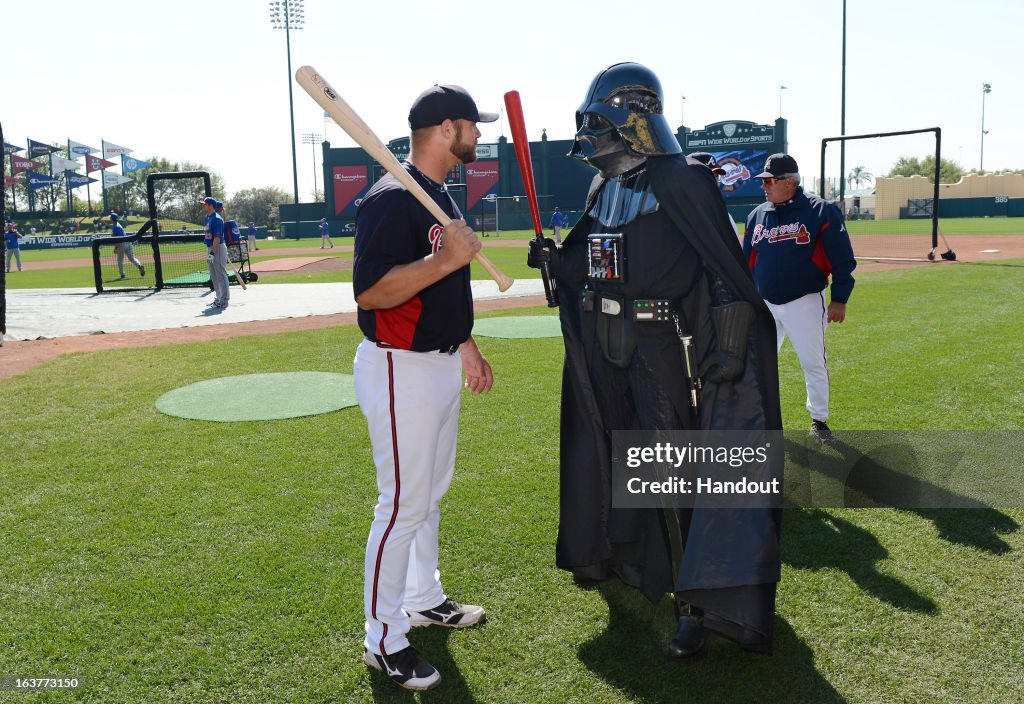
[112,222,125,238]
[353,163,473,351]
[743,188,856,305]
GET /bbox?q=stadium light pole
[269,0,304,205]
[980,82,991,172]
[839,0,847,211]
[302,132,322,201]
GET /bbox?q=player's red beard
[450,121,478,164]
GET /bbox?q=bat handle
[476,251,513,292]
[540,259,558,307]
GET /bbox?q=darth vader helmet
[570,62,682,177]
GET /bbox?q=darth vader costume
[529,63,783,655]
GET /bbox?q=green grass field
[846,217,1024,236]
[1,261,1022,702]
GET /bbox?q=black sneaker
[810,420,836,445]
[408,598,486,628]
[668,606,709,659]
[363,646,440,691]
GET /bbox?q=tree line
[3,148,291,230]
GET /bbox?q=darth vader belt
[582,290,676,322]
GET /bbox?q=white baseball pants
[354,339,462,657]
[766,290,830,421]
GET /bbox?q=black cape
[553,154,784,650]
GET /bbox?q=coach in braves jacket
[743,153,856,445]
[351,84,497,693]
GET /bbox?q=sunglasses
[760,175,796,185]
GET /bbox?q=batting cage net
[1,120,6,343]
[93,171,213,293]
[820,127,948,261]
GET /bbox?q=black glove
[527,237,559,276]
[699,302,754,384]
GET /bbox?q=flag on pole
[67,173,98,189]
[3,142,23,155]
[122,156,152,173]
[102,172,133,187]
[28,139,58,156]
[3,176,23,187]
[12,156,45,174]
[87,154,116,173]
[324,110,334,125]
[69,140,99,157]
[51,155,83,173]
[26,171,60,190]
[102,141,133,159]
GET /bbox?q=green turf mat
[155,372,356,422]
[472,315,561,338]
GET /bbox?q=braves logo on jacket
[751,222,811,246]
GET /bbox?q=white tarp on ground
[4,280,546,341]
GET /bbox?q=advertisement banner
[102,140,132,159]
[465,160,500,210]
[69,140,99,156]
[332,165,369,217]
[12,156,45,174]
[87,154,116,173]
[26,171,60,190]
[707,149,772,199]
[28,139,58,156]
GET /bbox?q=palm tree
[848,165,873,190]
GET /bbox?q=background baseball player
[200,196,229,311]
[110,213,144,278]
[549,206,568,246]
[319,217,333,248]
[743,153,856,444]
[352,83,497,692]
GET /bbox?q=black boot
[669,605,709,659]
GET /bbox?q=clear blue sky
[5,0,1020,199]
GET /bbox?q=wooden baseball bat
[294,65,514,292]
[503,90,558,307]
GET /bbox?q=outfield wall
[876,173,1024,219]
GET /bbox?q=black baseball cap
[409,85,499,130]
[689,151,726,175]
[755,153,799,178]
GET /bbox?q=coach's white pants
[766,290,830,421]
[355,339,462,657]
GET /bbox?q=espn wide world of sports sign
[18,235,98,250]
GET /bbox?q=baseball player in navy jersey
[743,153,856,444]
[352,84,497,692]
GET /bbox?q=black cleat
[669,607,709,659]
[363,646,440,691]
[810,419,837,445]
[407,598,486,628]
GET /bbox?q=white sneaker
[407,598,486,628]
[363,646,440,691]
